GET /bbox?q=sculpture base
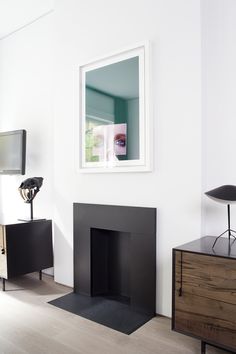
[18,218,46,222]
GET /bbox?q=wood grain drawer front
[0,226,7,278]
[174,250,236,350]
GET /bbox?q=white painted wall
[0,0,202,317]
[202,0,236,235]
[0,0,54,39]
[53,0,202,316]
[0,12,54,258]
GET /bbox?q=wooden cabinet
[0,219,53,290]
[172,236,236,353]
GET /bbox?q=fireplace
[50,203,156,334]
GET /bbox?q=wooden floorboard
[0,273,230,354]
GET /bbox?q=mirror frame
[78,42,152,173]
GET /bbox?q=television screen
[0,130,26,175]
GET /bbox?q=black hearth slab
[49,292,153,335]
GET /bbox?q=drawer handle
[179,251,183,297]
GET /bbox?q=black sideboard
[0,218,53,290]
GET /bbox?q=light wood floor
[0,273,229,354]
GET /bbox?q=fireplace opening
[91,228,131,304]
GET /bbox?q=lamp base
[212,228,236,249]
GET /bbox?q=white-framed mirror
[78,43,151,173]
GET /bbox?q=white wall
[0,0,54,39]
[0,13,54,241]
[0,0,202,317]
[202,0,236,235]
[53,0,202,316]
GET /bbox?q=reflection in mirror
[85,56,139,163]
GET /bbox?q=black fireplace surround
[50,203,156,334]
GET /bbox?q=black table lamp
[205,185,236,248]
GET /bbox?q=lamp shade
[205,185,236,204]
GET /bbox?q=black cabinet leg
[39,270,42,280]
[2,278,5,291]
[201,341,206,354]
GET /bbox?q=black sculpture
[19,177,43,220]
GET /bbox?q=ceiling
[86,57,139,100]
[0,0,54,40]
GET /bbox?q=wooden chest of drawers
[172,236,236,353]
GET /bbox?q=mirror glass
[85,56,139,163]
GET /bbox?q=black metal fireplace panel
[73,203,156,316]
[130,232,156,314]
[73,223,91,296]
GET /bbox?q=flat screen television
[0,130,26,175]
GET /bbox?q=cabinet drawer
[175,251,236,304]
[175,291,236,349]
[173,250,236,350]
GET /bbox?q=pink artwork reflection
[92,123,127,162]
